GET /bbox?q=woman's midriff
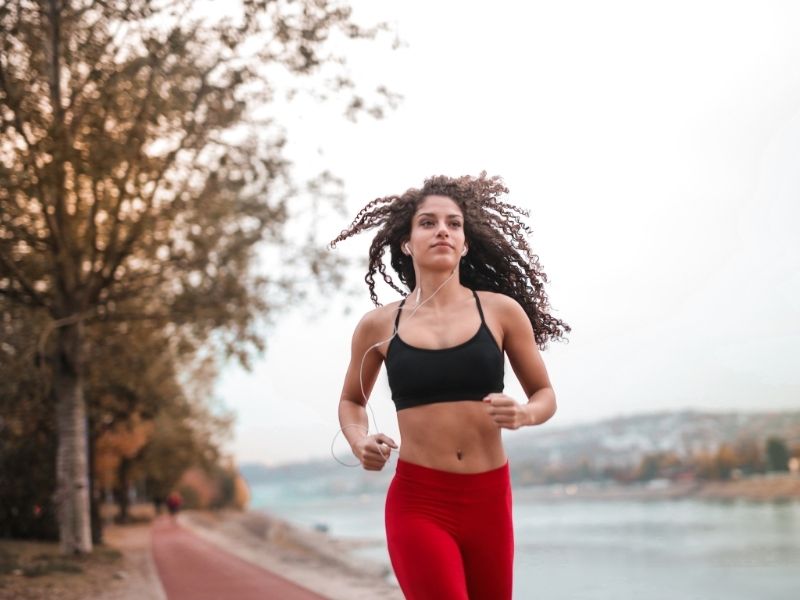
[396,400,507,473]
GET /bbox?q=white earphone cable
[331,263,460,467]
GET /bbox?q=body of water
[250,480,800,600]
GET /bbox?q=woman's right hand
[353,434,398,471]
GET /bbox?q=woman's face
[405,195,466,268]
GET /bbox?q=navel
[456,449,463,461]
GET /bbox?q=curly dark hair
[330,172,571,349]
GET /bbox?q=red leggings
[385,459,514,600]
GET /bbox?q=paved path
[151,517,329,600]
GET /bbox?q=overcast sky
[214,0,800,466]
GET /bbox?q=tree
[82,311,216,529]
[766,437,790,472]
[733,437,764,475]
[94,412,153,523]
[136,379,232,513]
[635,451,682,481]
[0,0,393,553]
[0,300,59,539]
[713,443,738,481]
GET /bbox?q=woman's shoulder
[353,299,404,336]
[474,290,526,321]
[475,289,519,309]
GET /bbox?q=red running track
[151,516,329,600]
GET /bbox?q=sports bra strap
[472,289,487,324]
[396,290,485,328]
[394,297,407,329]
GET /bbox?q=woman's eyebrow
[415,212,463,219]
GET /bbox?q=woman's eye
[418,220,460,227]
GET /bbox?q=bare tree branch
[0,247,49,307]
[0,284,43,307]
[65,4,135,124]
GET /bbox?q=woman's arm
[338,309,398,469]
[483,294,557,429]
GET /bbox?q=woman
[330,173,570,599]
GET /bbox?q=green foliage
[137,392,230,503]
[0,303,59,540]
[0,427,59,540]
[733,437,765,475]
[176,485,200,511]
[766,437,790,472]
[208,466,238,510]
[636,454,663,481]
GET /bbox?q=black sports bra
[385,290,504,411]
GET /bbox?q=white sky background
[214,0,800,466]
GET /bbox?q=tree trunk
[53,322,92,554]
[89,432,103,545]
[115,458,132,523]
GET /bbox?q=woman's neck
[410,270,468,310]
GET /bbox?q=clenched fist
[353,433,398,471]
[483,393,529,430]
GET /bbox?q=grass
[0,546,16,575]
[0,504,156,599]
[0,533,128,599]
[20,560,84,577]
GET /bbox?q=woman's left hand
[483,393,528,430]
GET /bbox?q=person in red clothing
[165,491,182,521]
[330,173,570,599]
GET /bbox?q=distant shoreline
[512,473,800,502]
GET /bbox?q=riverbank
[693,472,800,501]
[513,473,800,502]
[178,509,402,600]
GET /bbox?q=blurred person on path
[166,491,183,522]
